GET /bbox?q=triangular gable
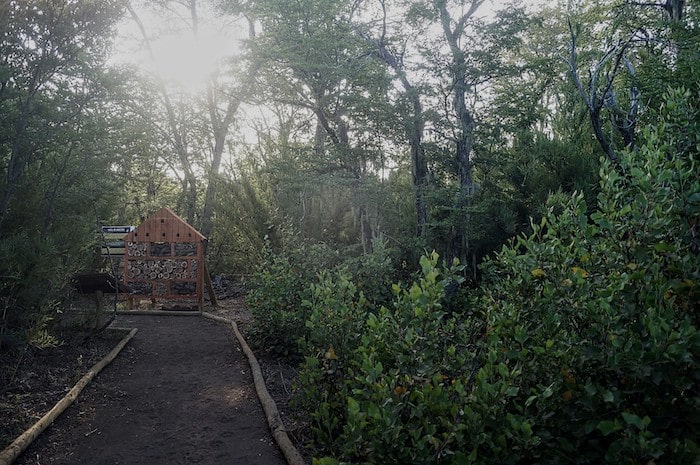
[124,207,206,243]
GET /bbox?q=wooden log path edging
[0,312,306,465]
[0,328,139,465]
[116,310,201,316]
[202,312,307,465]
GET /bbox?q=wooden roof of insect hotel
[123,207,206,243]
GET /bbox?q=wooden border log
[202,312,306,465]
[115,310,200,317]
[0,328,138,465]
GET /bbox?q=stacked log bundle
[174,242,197,256]
[126,257,197,294]
[126,241,148,257]
[125,258,189,280]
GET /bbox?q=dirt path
[14,314,287,465]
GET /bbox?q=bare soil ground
[1,297,301,465]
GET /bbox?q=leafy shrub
[300,88,699,464]
[299,253,489,463]
[475,88,699,464]
[295,270,371,451]
[246,236,340,359]
[0,232,73,352]
[335,237,395,306]
[246,232,397,360]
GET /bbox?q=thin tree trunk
[438,0,482,266]
[200,57,262,242]
[374,41,428,238]
[127,2,198,223]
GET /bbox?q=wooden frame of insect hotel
[123,208,206,310]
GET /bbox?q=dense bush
[298,253,487,463]
[475,88,699,464]
[245,235,339,359]
[246,233,396,360]
[294,88,699,464]
[0,231,90,352]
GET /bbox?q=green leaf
[542,384,554,399]
[453,451,470,465]
[654,243,676,252]
[602,390,614,403]
[367,402,380,419]
[597,420,620,436]
[347,397,360,416]
[621,412,649,430]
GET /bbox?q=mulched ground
[1,301,293,465]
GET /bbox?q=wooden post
[203,261,217,307]
[92,290,105,330]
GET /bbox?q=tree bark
[373,35,429,238]
[438,0,482,265]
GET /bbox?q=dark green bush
[476,87,699,464]
[246,236,340,359]
[298,253,488,463]
[0,229,89,353]
[300,88,699,464]
[246,232,397,360]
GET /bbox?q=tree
[125,1,203,223]
[566,0,698,163]
[356,0,430,239]
[0,0,124,229]
[124,0,259,240]
[396,0,530,268]
[226,0,395,254]
[0,0,130,347]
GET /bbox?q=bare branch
[566,18,591,110]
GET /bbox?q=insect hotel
[123,207,206,310]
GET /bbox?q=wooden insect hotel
[123,208,206,309]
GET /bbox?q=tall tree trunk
[127,2,198,223]
[200,56,262,243]
[374,39,428,238]
[438,0,482,266]
[371,0,429,238]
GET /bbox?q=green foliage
[292,88,699,464]
[297,253,488,463]
[246,234,339,359]
[246,229,398,360]
[0,0,126,349]
[0,232,78,350]
[477,87,699,464]
[207,173,275,275]
[295,269,371,450]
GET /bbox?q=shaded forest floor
[0,296,308,464]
